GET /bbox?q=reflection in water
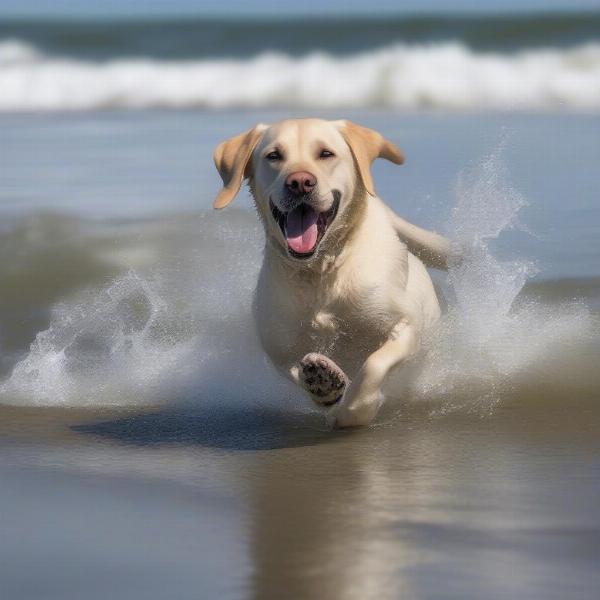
[0,385,599,599]
[248,429,416,600]
[240,397,600,600]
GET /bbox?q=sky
[1,0,599,18]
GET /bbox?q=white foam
[0,217,290,408]
[403,149,599,413]
[1,39,600,112]
[0,272,197,406]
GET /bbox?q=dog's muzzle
[270,191,341,259]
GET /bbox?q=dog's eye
[319,149,335,159]
[265,150,282,162]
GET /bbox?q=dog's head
[212,118,404,262]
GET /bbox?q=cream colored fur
[213,118,453,427]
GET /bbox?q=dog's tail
[387,207,456,271]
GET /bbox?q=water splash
[405,149,598,413]
[0,213,291,408]
[0,154,597,411]
[0,271,198,406]
[447,146,536,344]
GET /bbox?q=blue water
[1,110,598,278]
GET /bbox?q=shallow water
[1,111,599,599]
[1,397,599,600]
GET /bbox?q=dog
[212,118,452,427]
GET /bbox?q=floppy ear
[337,120,404,197]
[213,124,266,209]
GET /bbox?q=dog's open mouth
[270,195,340,259]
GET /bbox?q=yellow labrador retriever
[213,118,452,427]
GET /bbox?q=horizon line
[1,8,600,23]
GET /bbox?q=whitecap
[1,39,600,112]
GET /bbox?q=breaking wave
[1,38,600,112]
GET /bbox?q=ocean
[1,14,600,111]
[1,14,600,600]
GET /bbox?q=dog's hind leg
[292,353,348,407]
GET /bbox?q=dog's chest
[255,257,404,374]
[311,309,338,333]
[294,280,395,349]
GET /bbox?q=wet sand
[1,391,599,600]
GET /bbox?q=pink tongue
[285,204,319,254]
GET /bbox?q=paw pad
[299,353,348,406]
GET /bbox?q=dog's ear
[336,120,404,197]
[213,124,267,209]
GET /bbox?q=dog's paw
[299,353,347,406]
[327,391,383,429]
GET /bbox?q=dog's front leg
[328,320,417,428]
[289,354,349,407]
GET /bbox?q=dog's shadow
[71,401,345,452]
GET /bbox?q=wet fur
[213,118,453,427]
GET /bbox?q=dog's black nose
[285,171,317,195]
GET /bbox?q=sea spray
[403,149,598,414]
[447,145,535,344]
[0,213,286,408]
[0,271,198,406]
